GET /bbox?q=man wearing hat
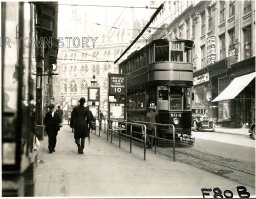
[70,97,93,154]
[44,104,61,153]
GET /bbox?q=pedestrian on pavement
[67,111,71,125]
[99,110,104,131]
[146,106,158,148]
[56,105,64,127]
[70,98,93,154]
[44,104,61,153]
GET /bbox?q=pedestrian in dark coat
[44,104,61,153]
[70,97,93,154]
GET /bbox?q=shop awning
[212,72,255,102]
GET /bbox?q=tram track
[155,146,255,187]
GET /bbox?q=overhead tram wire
[114,3,164,64]
[57,57,114,63]
[56,3,158,9]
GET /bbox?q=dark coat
[44,111,61,135]
[70,105,93,139]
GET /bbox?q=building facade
[155,0,255,127]
[56,6,146,118]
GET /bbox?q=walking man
[146,106,158,148]
[44,104,61,153]
[56,105,64,126]
[70,97,93,154]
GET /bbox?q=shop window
[218,101,231,121]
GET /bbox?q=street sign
[88,87,100,101]
[108,74,126,96]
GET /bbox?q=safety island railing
[92,118,176,162]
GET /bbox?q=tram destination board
[108,73,126,96]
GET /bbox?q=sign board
[193,73,209,86]
[88,87,100,101]
[207,36,216,64]
[109,103,125,119]
[108,74,126,96]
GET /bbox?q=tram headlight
[173,118,180,125]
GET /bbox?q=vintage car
[192,114,215,132]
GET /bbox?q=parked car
[192,114,215,132]
[249,123,255,140]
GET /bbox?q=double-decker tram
[119,38,194,144]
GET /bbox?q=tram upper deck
[119,39,194,90]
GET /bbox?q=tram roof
[120,38,193,65]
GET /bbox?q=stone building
[153,0,255,127]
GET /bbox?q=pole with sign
[108,73,127,120]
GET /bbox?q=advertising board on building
[193,73,210,86]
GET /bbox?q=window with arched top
[74,83,77,92]
[92,65,96,73]
[103,79,108,89]
[64,83,67,92]
[96,64,100,75]
[71,53,73,60]
[81,80,87,93]
[81,65,85,75]
[70,80,76,92]
[104,63,108,72]
[85,64,88,73]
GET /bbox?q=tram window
[155,45,169,61]
[170,96,182,110]
[170,87,182,110]
[159,90,168,100]
[171,51,183,62]
[183,88,191,110]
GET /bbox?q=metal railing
[91,118,176,162]
[132,121,176,162]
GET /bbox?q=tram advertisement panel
[109,102,125,119]
[108,73,126,96]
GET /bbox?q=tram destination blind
[108,74,126,96]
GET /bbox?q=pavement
[214,125,250,136]
[34,124,255,197]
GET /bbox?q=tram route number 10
[201,186,250,198]
[114,87,122,93]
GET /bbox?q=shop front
[192,69,212,119]
[212,57,255,127]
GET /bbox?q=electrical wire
[56,3,158,9]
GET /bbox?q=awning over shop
[212,72,255,102]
